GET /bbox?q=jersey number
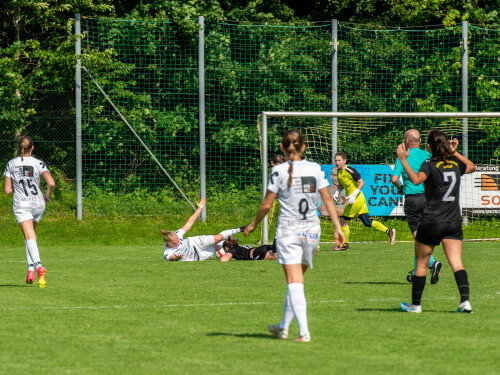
[298,198,309,220]
[20,179,38,197]
[442,172,456,202]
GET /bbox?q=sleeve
[163,246,174,261]
[37,160,49,174]
[456,158,467,176]
[345,166,361,182]
[317,167,329,190]
[4,163,11,178]
[418,160,431,177]
[392,159,402,177]
[267,165,281,194]
[175,229,185,240]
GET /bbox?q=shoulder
[175,229,185,238]
[344,165,360,178]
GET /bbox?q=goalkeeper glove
[333,189,341,201]
[347,188,360,205]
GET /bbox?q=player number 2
[298,198,309,220]
[442,172,456,202]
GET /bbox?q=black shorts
[404,194,426,234]
[252,245,274,260]
[415,221,463,246]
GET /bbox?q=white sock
[26,239,42,269]
[279,289,294,329]
[25,241,34,271]
[288,283,309,336]
[219,228,240,239]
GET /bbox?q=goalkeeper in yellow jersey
[332,152,396,251]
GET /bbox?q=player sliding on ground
[219,236,277,261]
[397,130,476,313]
[332,152,395,251]
[391,129,442,284]
[161,197,246,261]
[244,129,345,342]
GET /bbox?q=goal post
[261,111,500,244]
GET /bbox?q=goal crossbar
[260,111,500,243]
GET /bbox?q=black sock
[412,275,426,306]
[454,269,470,303]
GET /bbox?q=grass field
[1,231,499,374]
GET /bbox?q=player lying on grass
[161,198,246,261]
[332,152,396,251]
[391,129,442,284]
[219,236,277,261]
[397,130,476,314]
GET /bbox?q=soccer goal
[260,111,500,244]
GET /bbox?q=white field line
[0,295,497,312]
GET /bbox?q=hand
[449,138,459,154]
[397,143,409,161]
[196,197,206,210]
[43,194,51,202]
[243,223,256,237]
[348,195,356,205]
[172,254,183,261]
[334,229,345,247]
[397,185,404,195]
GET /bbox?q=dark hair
[223,236,239,250]
[271,154,284,165]
[335,152,347,160]
[427,130,452,162]
[282,129,305,186]
[18,136,33,161]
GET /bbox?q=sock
[428,255,435,268]
[25,241,34,271]
[341,226,350,244]
[412,275,426,306]
[279,289,294,330]
[26,239,41,269]
[288,283,308,336]
[454,269,470,303]
[372,220,388,233]
[219,228,241,239]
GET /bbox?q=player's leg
[334,216,350,251]
[216,225,248,243]
[25,220,35,284]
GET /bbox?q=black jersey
[419,157,466,223]
[227,245,254,260]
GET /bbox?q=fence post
[198,16,206,221]
[75,13,82,220]
[331,19,338,164]
[462,20,468,159]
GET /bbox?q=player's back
[5,156,47,207]
[268,159,329,223]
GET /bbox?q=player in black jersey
[396,130,476,313]
[219,236,277,261]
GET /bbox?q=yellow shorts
[342,194,369,219]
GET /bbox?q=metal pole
[331,19,338,163]
[462,21,469,158]
[198,16,206,221]
[262,113,268,244]
[75,13,82,220]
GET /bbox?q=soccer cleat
[456,300,472,313]
[26,270,35,285]
[333,244,349,251]
[268,324,288,339]
[295,333,311,342]
[406,270,414,284]
[388,228,396,245]
[239,225,248,233]
[315,245,320,256]
[37,267,46,288]
[429,260,442,285]
[400,302,422,313]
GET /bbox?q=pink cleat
[37,266,46,288]
[26,270,35,285]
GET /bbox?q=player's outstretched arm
[320,187,345,247]
[180,197,206,233]
[243,190,277,237]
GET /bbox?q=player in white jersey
[244,129,345,342]
[3,136,55,287]
[161,197,246,261]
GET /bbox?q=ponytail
[281,129,305,187]
[18,136,33,162]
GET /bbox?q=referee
[391,129,442,284]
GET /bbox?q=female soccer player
[397,130,476,313]
[219,236,276,261]
[244,129,345,342]
[4,136,55,287]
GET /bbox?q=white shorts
[275,223,321,269]
[190,235,216,261]
[13,202,46,224]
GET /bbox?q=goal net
[261,112,500,243]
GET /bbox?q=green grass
[1,235,499,374]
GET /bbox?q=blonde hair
[160,230,177,243]
[281,129,305,186]
[18,136,33,161]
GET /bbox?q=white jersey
[267,159,329,224]
[163,229,216,261]
[4,156,49,209]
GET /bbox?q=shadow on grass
[355,307,402,313]
[343,281,407,285]
[207,332,275,340]
[0,284,30,288]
